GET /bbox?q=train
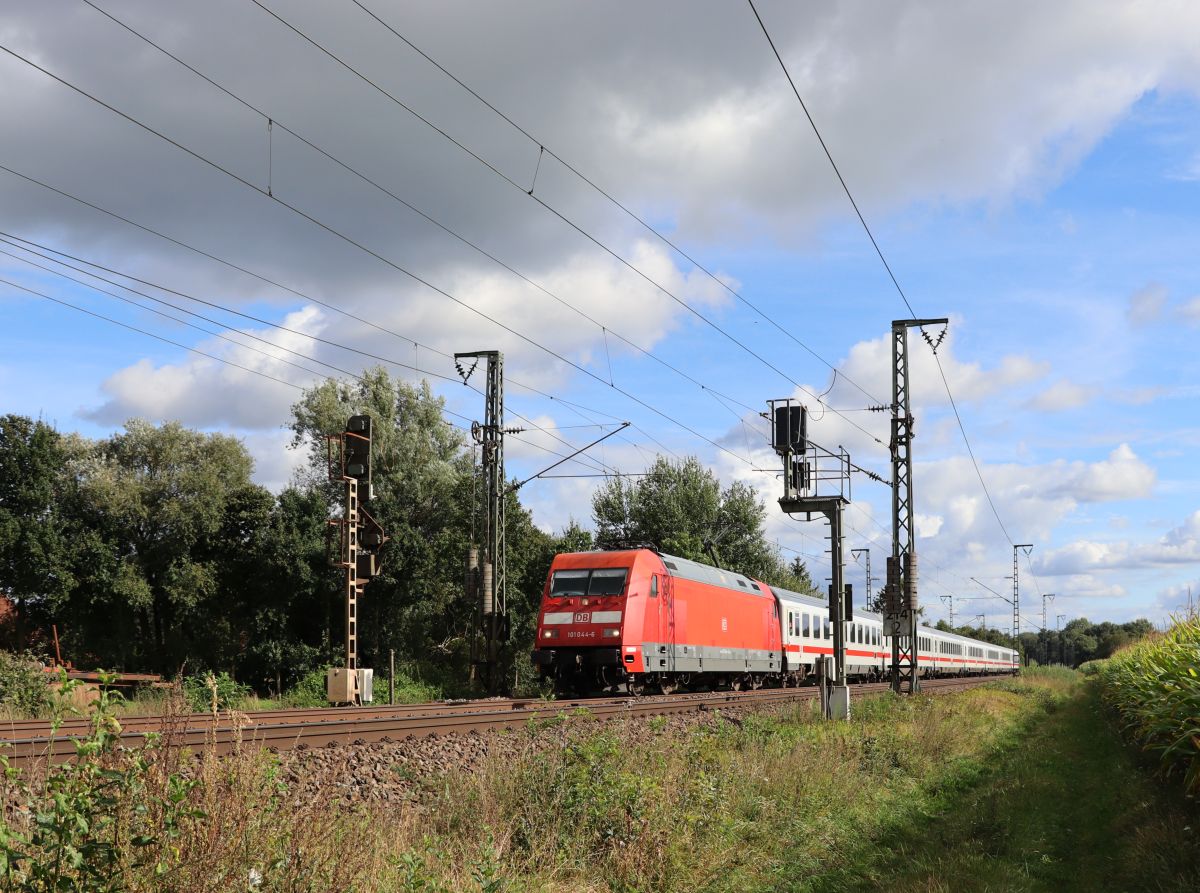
[531,548,1018,695]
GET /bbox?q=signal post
[327,414,387,705]
[768,400,853,720]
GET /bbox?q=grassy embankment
[2,668,1198,892]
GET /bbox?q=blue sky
[3,0,1200,631]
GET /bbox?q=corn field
[1094,615,1200,791]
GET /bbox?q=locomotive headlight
[542,630,554,639]
[602,628,621,638]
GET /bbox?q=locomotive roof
[658,552,768,596]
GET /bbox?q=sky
[3,0,1200,632]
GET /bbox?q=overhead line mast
[885,318,948,695]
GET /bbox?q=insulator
[466,546,479,598]
[481,561,494,615]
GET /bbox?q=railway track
[0,675,1010,767]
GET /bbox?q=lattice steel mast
[456,350,509,694]
[886,318,947,694]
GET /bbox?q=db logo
[573,612,591,624]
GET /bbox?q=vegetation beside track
[1091,614,1200,792]
[7,671,1195,891]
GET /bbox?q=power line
[239,0,886,443]
[1,277,305,393]
[77,0,774,431]
[347,0,885,408]
[3,16,896,505]
[1,264,655,481]
[746,0,1017,547]
[0,49,810,487]
[0,233,625,477]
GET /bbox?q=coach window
[801,614,809,637]
[824,618,831,640]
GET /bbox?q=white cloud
[1027,379,1095,412]
[1036,509,1200,574]
[84,306,328,429]
[1048,444,1156,503]
[1127,283,1167,325]
[1177,295,1200,324]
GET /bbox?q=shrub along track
[0,675,1006,767]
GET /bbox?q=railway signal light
[772,404,807,454]
[344,414,372,497]
[829,582,854,621]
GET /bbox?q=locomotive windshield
[550,568,628,597]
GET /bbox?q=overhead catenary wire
[0,49,838,489]
[236,0,887,444]
[0,230,619,477]
[0,159,679,476]
[77,0,781,435]
[1,271,638,479]
[746,0,1017,547]
[346,0,885,408]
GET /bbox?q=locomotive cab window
[550,569,589,596]
[650,575,658,598]
[589,568,628,595]
[550,568,629,597]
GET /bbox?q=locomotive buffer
[769,401,853,720]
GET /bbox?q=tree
[235,487,337,693]
[59,419,271,674]
[785,556,818,595]
[590,455,812,593]
[288,367,555,691]
[0,415,75,649]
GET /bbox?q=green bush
[0,675,202,890]
[1094,616,1200,790]
[283,667,330,707]
[182,671,250,712]
[0,650,49,716]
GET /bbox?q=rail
[0,675,1009,767]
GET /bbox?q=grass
[3,669,1197,891]
[805,668,1200,892]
